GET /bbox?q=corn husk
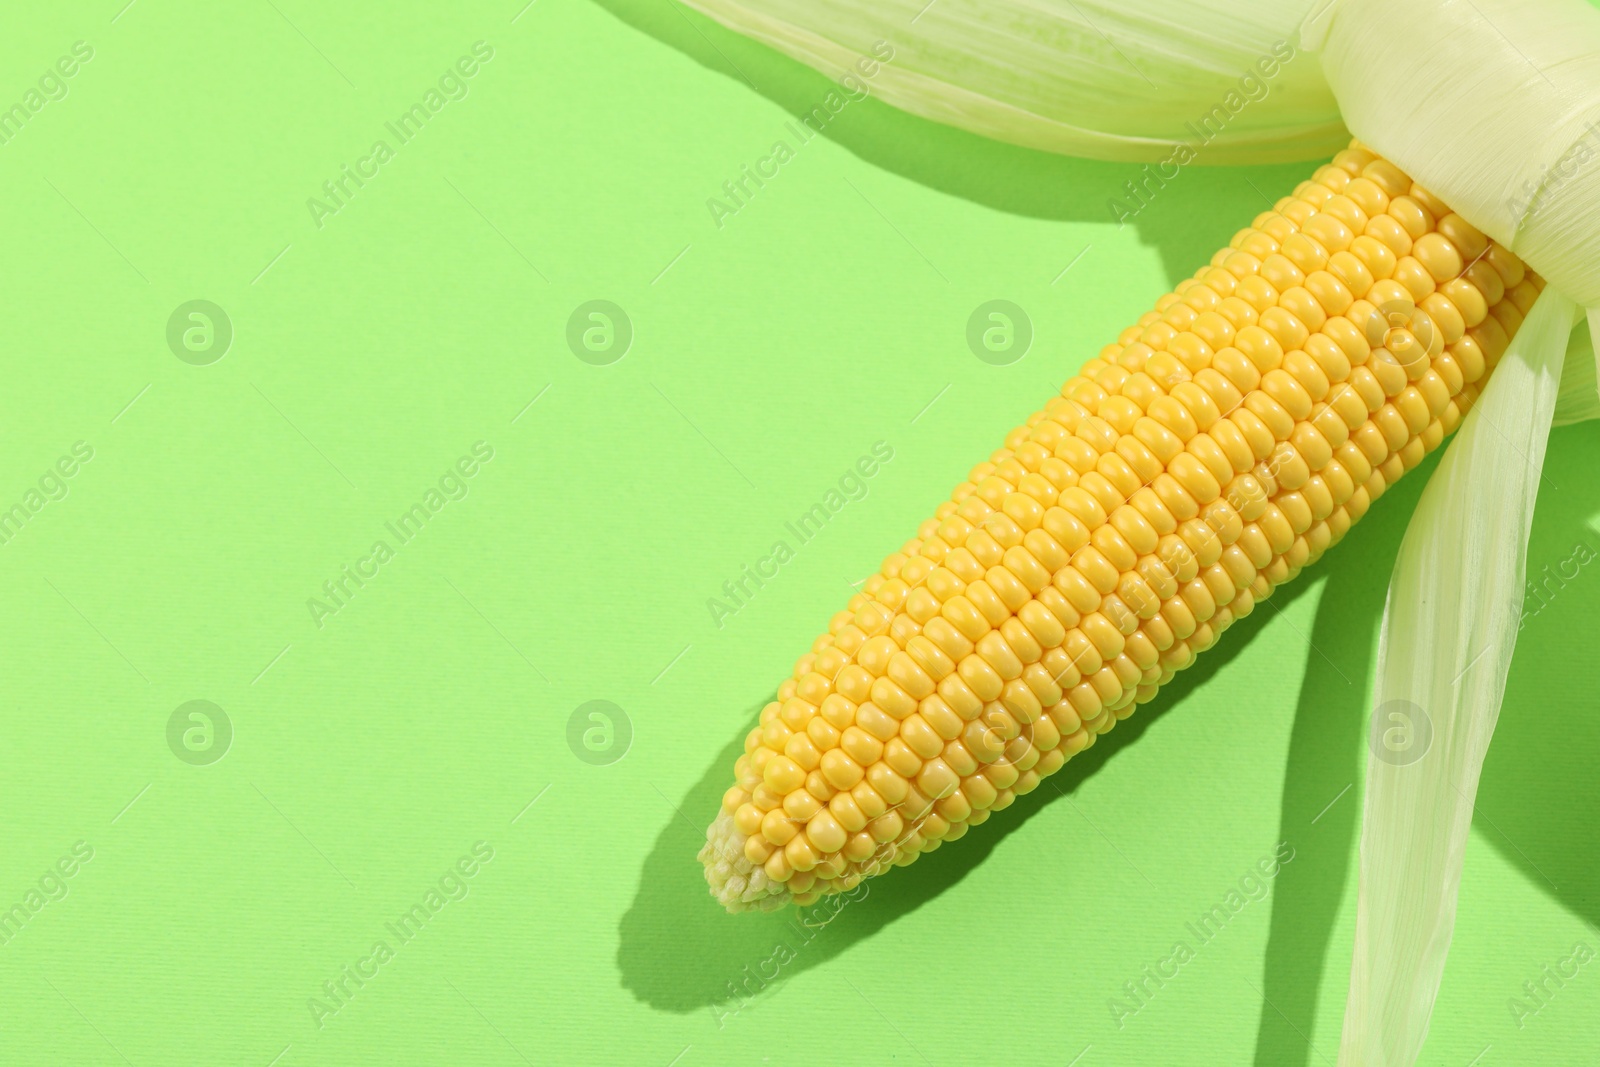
[680,0,1345,162]
[1338,285,1576,1064]
[1556,316,1599,424]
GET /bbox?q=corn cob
[700,141,1543,912]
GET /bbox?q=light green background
[4,2,1598,1064]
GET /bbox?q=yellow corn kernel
[700,140,1543,913]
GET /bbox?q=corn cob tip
[700,811,793,912]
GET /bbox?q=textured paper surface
[6,2,1600,1064]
